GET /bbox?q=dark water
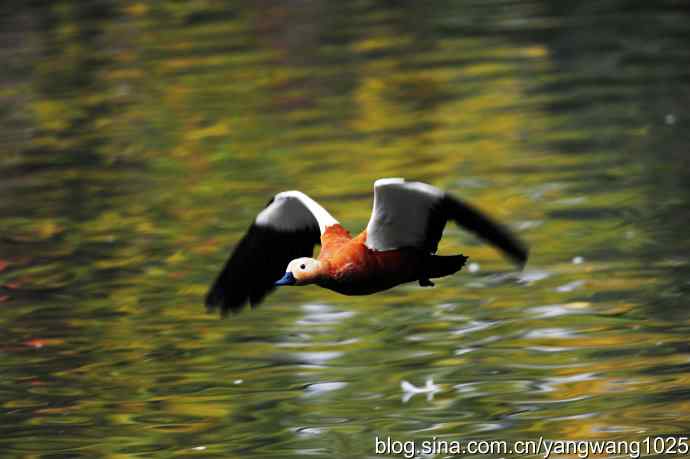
[1,1,690,458]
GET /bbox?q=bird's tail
[425,254,469,279]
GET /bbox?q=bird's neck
[318,224,352,260]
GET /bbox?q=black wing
[205,194,323,315]
[436,194,528,268]
[366,179,528,267]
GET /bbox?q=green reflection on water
[1,1,689,458]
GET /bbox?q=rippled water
[1,1,689,458]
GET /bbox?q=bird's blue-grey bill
[275,271,296,286]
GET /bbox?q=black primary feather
[424,194,528,267]
[205,197,321,315]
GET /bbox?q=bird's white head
[275,257,322,286]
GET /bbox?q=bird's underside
[317,252,470,295]
[312,230,470,295]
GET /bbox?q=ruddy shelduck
[207,178,528,315]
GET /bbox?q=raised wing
[206,191,338,315]
[365,178,528,267]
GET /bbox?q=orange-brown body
[314,225,429,295]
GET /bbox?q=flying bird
[206,178,528,315]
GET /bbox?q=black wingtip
[204,275,241,317]
[443,195,529,269]
[204,242,254,317]
[501,231,529,270]
[204,281,223,312]
[205,286,229,316]
[511,246,529,271]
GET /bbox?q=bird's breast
[317,238,423,295]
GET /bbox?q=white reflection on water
[303,381,348,397]
[290,351,344,365]
[556,280,585,292]
[524,327,576,339]
[298,303,356,325]
[527,302,590,318]
[452,320,494,336]
[401,378,441,403]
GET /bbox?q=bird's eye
[300,264,306,270]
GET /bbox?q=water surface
[1,1,689,458]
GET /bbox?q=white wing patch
[255,190,338,234]
[365,178,444,251]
